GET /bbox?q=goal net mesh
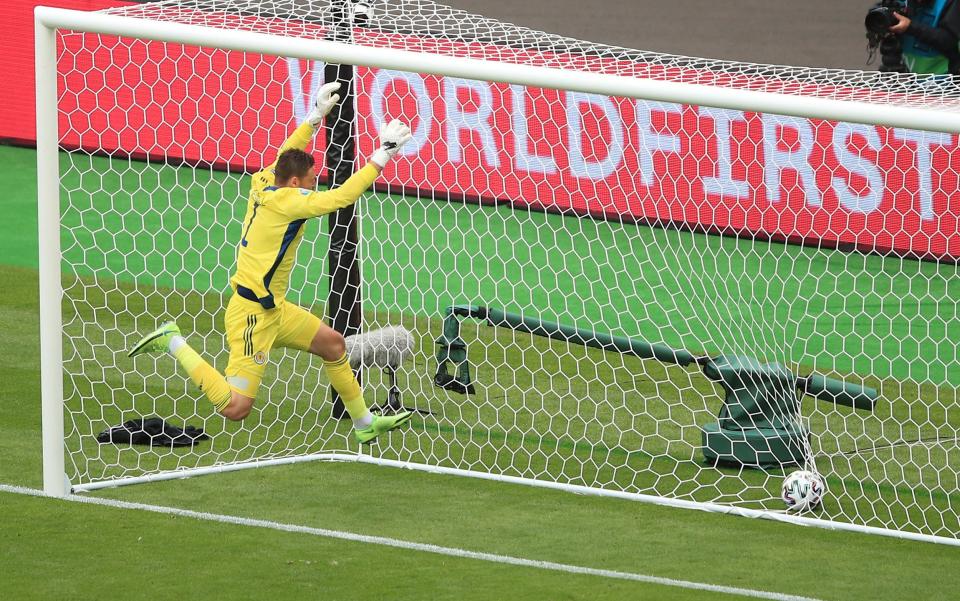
[53,0,960,540]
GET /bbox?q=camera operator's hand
[890,12,911,34]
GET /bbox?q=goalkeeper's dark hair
[274,149,316,184]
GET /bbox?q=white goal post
[35,1,960,546]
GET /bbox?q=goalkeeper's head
[275,149,317,189]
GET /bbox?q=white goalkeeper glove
[306,82,342,127]
[370,119,413,169]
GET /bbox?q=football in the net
[781,470,825,512]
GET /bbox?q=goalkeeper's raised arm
[251,81,343,192]
[285,81,342,153]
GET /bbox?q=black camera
[865,0,908,72]
[865,5,902,34]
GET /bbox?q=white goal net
[41,0,960,543]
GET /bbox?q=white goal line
[1,483,821,601]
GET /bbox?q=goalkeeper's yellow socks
[170,337,231,412]
[323,352,373,429]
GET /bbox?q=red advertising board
[10,3,960,260]
[355,70,960,260]
[1,0,134,145]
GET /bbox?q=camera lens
[865,7,894,34]
[880,35,902,53]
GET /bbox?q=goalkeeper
[128,82,413,444]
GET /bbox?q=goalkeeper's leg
[278,307,412,444]
[311,325,412,444]
[128,321,234,415]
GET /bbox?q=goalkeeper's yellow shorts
[223,294,322,399]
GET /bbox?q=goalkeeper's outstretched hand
[307,82,342,127]
[370,119,413,169]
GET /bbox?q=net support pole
[35,12,67,497]
[325,0,361,419]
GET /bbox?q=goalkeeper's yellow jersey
[230,122,379,309]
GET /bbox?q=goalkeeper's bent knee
[219,394,253,421]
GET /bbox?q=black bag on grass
[96,417,209,447]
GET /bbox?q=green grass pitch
[0,144,957,600]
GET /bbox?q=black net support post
[433,305,696,395]
[325,0,360,419]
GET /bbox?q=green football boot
[127,321,181,358]
[354,411,413,444]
